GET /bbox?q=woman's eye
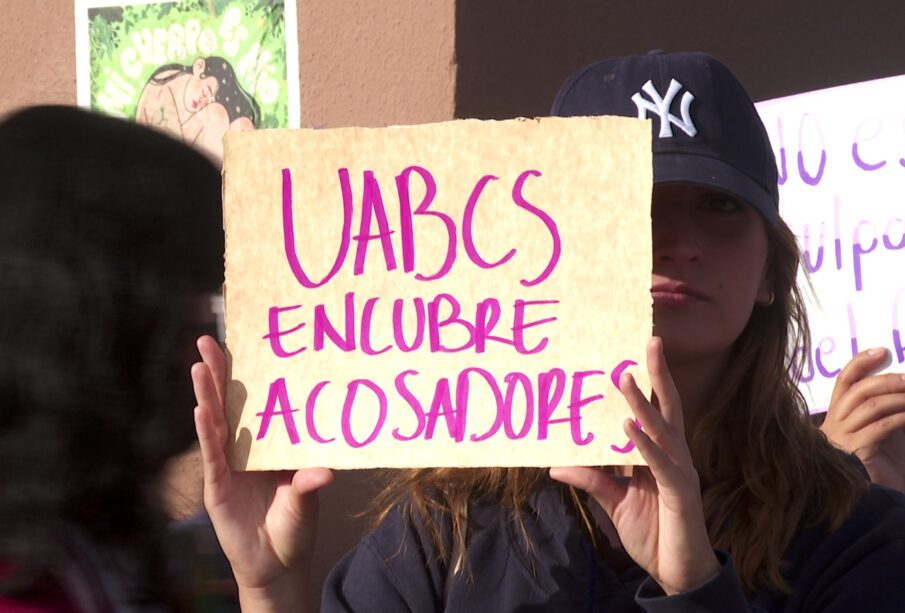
[701,198,743,213]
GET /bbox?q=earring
[764,292,775,307]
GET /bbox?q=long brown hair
[690,217,866,592]
[371,218,866,594]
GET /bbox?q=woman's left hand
[821,348,905,493]
[550,337,720,595]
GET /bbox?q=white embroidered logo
[631,79,697,138]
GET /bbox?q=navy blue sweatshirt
[322,482,905,611]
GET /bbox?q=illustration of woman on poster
[136,56,259,161]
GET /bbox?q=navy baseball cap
[551,51,779,224]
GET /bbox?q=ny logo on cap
[631,79,697,138]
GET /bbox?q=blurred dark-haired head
[0,105,223,596]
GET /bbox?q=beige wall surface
[299,0,455,127]
[0,1,78,114]
[0,0,456,124]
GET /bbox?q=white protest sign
[756,76,905,411]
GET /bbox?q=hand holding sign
[551,337,720,595]
[821,347,905,492]
[192,335,333,608]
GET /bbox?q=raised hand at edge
[192,334,333,612]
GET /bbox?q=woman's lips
[650,283,710,306]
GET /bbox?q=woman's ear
[756,271,774,306]
[756,289,775,306]
[192,58,206,76]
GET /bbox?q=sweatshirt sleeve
[634,550,760,613]
[635,486,905,612]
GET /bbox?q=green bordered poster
[75,0,299,161]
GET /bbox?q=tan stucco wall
[298,0,455,127]
[0,0,456,123]
[0,1,78,113]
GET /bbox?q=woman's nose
[652,207,703,263]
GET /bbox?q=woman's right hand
[192,335,333,612]
[551,338,720,596]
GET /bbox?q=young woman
[0,105,224,611]
[135,56,259,161]
[192,52,905,611]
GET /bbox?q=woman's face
[651,184,772,364]
[185,60,219,113]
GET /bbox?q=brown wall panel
[455,0,905,120]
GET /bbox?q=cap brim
[654,153,778,224]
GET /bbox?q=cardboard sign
[756,76,905,412]
[223,117,652,469]
[75,0,300,162]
